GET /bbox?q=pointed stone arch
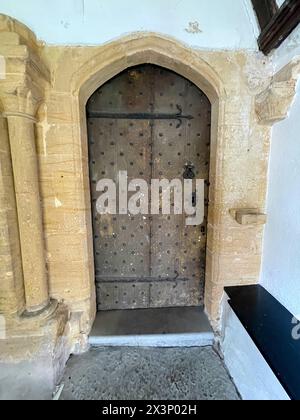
[70,33,228,326]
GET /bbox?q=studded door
[87,65,211,311]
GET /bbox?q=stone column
[0,15,52,315]
[5,108,50,313]
[0,113,26,315]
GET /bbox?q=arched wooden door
[87,65,211,311]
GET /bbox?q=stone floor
[60,347,240,400]
[0,360,54,400]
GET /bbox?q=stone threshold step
[89,306,214,348]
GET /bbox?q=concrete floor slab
[89,306,214,347]
[60,347,240,400]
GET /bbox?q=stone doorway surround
[0,14,299,385]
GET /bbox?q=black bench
[225,285,300,401]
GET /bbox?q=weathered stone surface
[256,57,300,125]
[0,303,72,399]
[60,347,240,401]
[0,115,25,315]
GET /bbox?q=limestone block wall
[0,15,72,385]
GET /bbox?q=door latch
[183,163,196,179]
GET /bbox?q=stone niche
[0,14,299,386]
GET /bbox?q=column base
[22,299,58,320]
[0,302,71,398]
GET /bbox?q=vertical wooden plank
[151,66,211,307]
[87,67,152,310]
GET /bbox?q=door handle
[183,163,196,179]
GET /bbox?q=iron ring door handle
[183,163,196,179]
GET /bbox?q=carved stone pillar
[0,20,52,314]
[0,112,25,315]
[5,101,50,313]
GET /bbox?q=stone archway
[70,34,227,327]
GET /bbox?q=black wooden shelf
[225,285,300,401]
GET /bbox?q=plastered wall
[0,0,258,49]
[261,26,300,318]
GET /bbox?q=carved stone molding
[0,13,40,51]
[0,14,50,117]
[256,57,300,125]
[1,87,41,120]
